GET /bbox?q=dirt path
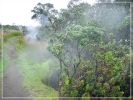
[2,37,50,99]
[2,45,32,100]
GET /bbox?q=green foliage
[2,25,19,31]
[15,36,25,50]
[118,15,130,40]
[32,1,131,97]
[49,43,64,56]
[49,23,130,97]
[3,31,23,42]
[0,31,24,73]
[0,58,8,73]
[18,53,58,97]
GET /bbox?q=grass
[0,30,26,98]
[3,31,23,42]
[0,53,9,98]
[0,31,25,72]
[17,52,58,99]
[15,36,26,50]
[0,43,9,73]
[1,30,58,99]
[0,30,27,71]
[3,32,25,51]
[0,58,8,73]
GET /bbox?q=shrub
[3,31,23,42]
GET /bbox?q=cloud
[0,0,41,26]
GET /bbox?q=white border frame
[1,2,132,99]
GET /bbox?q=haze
[0,0,96,26]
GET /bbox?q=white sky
[0,0,96,26]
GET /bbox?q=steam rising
[17,25,60,90]
[22,3,129,90]
[25,26,38,41]
[85,3,129,31]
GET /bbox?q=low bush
[15,36,25,50]
[3,31,23,42]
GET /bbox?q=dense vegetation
[0,25,25,72]
[0,0,132,99]
[31,0,132,98]
[0,24,59,99]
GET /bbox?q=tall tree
[31,3,58,32]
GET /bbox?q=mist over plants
[30,0,132,98]
[0,0,132,99]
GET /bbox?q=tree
[48,21,130,97]
[31,3,59,32]
[31,1,131,97]
[118,15,130,41]
[48,23,103,95]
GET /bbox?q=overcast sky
[0,0,96,26]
